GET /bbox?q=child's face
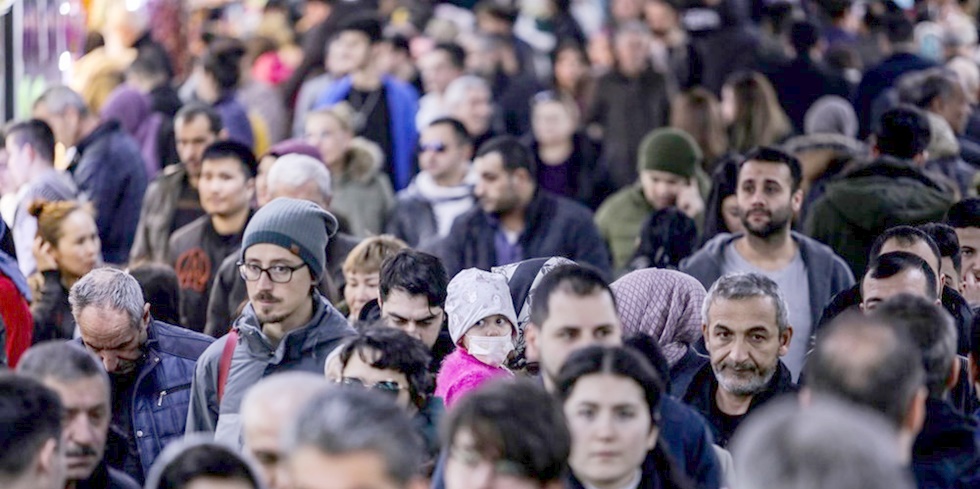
[463,314,513,346]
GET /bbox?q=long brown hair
[28,200,95,247]
[671,88,730,171]
[726,72,792,153]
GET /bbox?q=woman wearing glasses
[333,326,444,474]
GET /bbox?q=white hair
[443,75,490,109]
[34,85,88,116]
[241,372,331,424]
[267,154,333,201]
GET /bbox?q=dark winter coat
[68,121,148,264]
[682,360,798,447]
[439,189,611,277]
[804,156,955,277]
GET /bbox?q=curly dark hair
[337,325,435,411]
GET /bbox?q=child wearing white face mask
[435,268,518,409]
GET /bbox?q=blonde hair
[28,200,95,247]
[726,72,792,154]
[342,235,408,276]
[671,88,729,170]
[306,102,356,134]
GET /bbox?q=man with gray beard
[681,272,798,447]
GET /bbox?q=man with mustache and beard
[185,198,355,447]
[17,342,140,489]
[682,147,853,380]
[68,268,213,484]
[681,273,798,448]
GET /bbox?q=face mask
[467,335,514,367]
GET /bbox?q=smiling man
[682,147,853,380]
[186,198,354,446]
[17,342,140,489]
[682,272,798,448]
[168,140,256,332]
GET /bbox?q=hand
[961,272,980,308]
[33,237,57,273]
[677,179,705,219]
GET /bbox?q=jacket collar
[842,156,945,192]
[684,358,797,414]
[236,294,354,363]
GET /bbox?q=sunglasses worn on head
[339,377,407,396]
[419,142,447,153]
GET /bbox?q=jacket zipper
[157,384,192,406]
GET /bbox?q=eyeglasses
[338,377,407,397]
[238,262,306,283]
[418,141,448,153]
[448,445,529,478]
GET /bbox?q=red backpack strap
[217,329,239,404]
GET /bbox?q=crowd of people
[3,0,980,487]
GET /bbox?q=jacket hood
[927,112,961,160]
[235,293,355,360]
[341,137,384,184]
[820,157,952,231]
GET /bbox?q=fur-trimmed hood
[339,137,385,184]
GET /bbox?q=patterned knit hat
[446,268,518,344]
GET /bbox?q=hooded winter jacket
[804,156,955,277]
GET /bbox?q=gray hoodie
[185,293,355,446]
[680,232,855,331]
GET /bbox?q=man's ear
[947,356,962,393]
[36,437,60,480]
[524,323,540,362]
[779,326,794,357]
[791,188,804,213]
[969,353,980,385]
[904,386,929,436]
[142,302,152,327]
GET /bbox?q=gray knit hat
[240,198,339,281]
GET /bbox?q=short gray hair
[285,388,422,485]
[241,372,330,424]
[33,85,88,116]
[703,273,790,333]
[69,267,145,330]
[732,398,916,489]
[443,75,490,109]
[17,341,109,391]
[267,154,332,201]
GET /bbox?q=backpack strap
[217,329,239,404]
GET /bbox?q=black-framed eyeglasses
[419,141,448,153]
[338,377,407,397]
[238,262,306,283]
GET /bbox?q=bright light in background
[125,0,143,12]
[59,1,70,15]
[58,51,72,72]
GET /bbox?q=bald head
[241,372,332,489]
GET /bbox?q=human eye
[614,406,637,420]
[576,406,596,420]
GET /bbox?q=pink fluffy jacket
[435,348,512,409]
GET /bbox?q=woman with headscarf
[610,268,707,396]
[101,84,166,179]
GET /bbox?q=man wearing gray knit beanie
[185,197,355,445]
